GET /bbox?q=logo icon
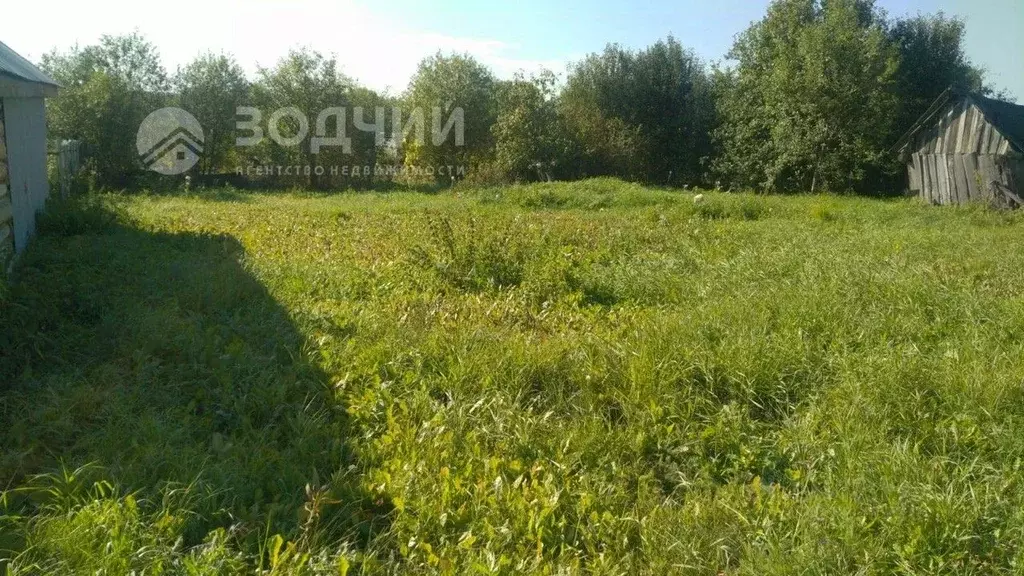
[137,108,204,175]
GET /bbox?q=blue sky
[374,0,1022,98]
[3,0,1021,99]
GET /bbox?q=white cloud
[1,0,574,94]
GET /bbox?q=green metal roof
[0,40,58,87]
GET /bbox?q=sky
[2,0,1021,100]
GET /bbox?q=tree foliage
[174,53,249,175]
[33,4,1002,194]
[250,48,363,188]
[404,53,497,180]
[41,33,168,188]
[561,38,716,184]
[888,13,987,139]
[493,71,573,182]
[714,0,899,193]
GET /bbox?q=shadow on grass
[0,201,389,557]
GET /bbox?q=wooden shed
[895,89,1024,207]
[0,40,58,271]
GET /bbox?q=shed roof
[897,88,1024,154]
[972,93,1024,154]
[0,40,58,94]
[894,88,1024,155]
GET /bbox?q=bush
[410,216,528,291]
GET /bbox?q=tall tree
[888,14,987,138]
[250,48,355,188]
[404,53,496,180]
[560,37,715,184]
[349,86,392,187]
[493,71,573,182]
[714,0,899,193]
[41,33,169,188]
[175,53,250,175]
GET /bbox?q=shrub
[410,216,528,291]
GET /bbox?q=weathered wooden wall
[0,101,13,271]
[906,97,1021,206]
[3,96,50,252]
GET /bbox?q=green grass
[4,179,1024,573]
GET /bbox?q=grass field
[4,179,1024,574]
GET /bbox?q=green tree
[493,71,573,182]
[714,0,899,193]
[560,38,715,184]
[250,48,355,189]
[349,86,392,187]
[41,33,169,188]
[888,14,987,138]
[175,53,250,175]
[404,53,496,181]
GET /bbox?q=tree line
[41,0,1003,194]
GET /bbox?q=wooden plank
[997,182,1024,207]
[954,154,970,201]
[968,154,982,200]
[945,156,955,204]
[955,103,970,154]
[918,155,928,201]
[992,133,1006,155]
[943,155,954,204]
[923,154,934,202]
[943,155,954,203]
[921,154,929,194]
[921,153,929,191]
[959,155,970,201]
[967,104,984,153]
[944,106,959,154]
[970,120,987,153]
[935,111,948,153]
[978,122,995,154]
[978,156,1000,201]
[919,156,927,197]
[952,154,970,203]
[947,155,958,204]
[937,154,946,203]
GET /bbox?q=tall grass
[3,181,1024,573]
